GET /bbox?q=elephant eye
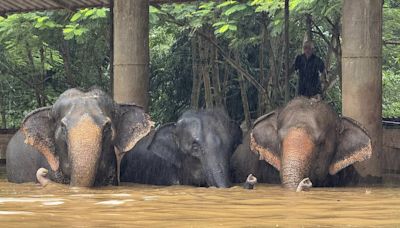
[60,122,67,134]
[103,122,112,133]
[191,141,204,156]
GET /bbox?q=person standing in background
[293,41,325,97]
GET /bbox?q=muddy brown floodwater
[0,170,400,227]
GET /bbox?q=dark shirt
[294,53,325,97]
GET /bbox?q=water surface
[1,176,399,227]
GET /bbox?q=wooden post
[113,0,149,109]
[342,0,382,177]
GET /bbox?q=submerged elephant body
[6,88,152,187]
[230,132,280,184]
[121,109,242,188]
[233,97,372,189]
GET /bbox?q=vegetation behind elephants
[0,0,399,128]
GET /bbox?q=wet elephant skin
[121,109,242,188]
[6,88,152,187]
[232,97,372,189]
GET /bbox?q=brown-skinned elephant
[6,88,152,187]
[242,97,372,190]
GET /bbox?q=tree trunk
[265,28,279,109]
[0,88,6,128]
[222,60,230,107]
[1,109,5,128]
[197,32,265,94]
[39,47,46,106]
[26,43,44,107]
[109,0,114,95]
[60,40,76,87]
[335,31,342,91]
[211,41,222,106]
[257,24,266,116]
[199,34,213,108]
[235,52,251,129]
[284,0,290,103]
[191,36,201,109]
[97,65,104,86]
[304,14,313,42]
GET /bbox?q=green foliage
[0,1,398,129]
[0,9,111,128]
[383,70,400,118]
[63,8,108,42]
[382,2,400,117]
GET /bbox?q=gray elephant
[120,109,242,188]
[232,97,372,189]
[6,88,152,187]
[231,132,280,185]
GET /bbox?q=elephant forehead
[176,118,202,136]
[54,95,113,116]
[68,114,102,145]
[282,128,315,158]
[278,111,333,143]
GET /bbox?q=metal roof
[0,0,197,14]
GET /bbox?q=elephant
[232,97,372,190]
[120,109,242,188]
[6,88,152,187]
[231,132,281,185]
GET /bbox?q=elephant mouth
[204,163,231,188]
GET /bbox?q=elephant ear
[250,110,281,171]
[20,107,59,171]
[114,103,153,184]
[329,117,372,175]
[147,123,182,168]
[114,104,154,153]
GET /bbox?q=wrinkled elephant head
[21,88,152,187]
[250,97,372,190]
[171,110,241,188]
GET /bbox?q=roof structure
[0,0,197,14]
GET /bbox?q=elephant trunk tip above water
[249,96,373,190]
[36,168,51,187]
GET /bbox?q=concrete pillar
[113,0,149,109]
[342,0,382,177]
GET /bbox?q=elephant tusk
[296,177,313,192]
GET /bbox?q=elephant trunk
[68,115,102,187]
[281,128,315,190]
[207,166,231,188]
[203,152,231,188]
